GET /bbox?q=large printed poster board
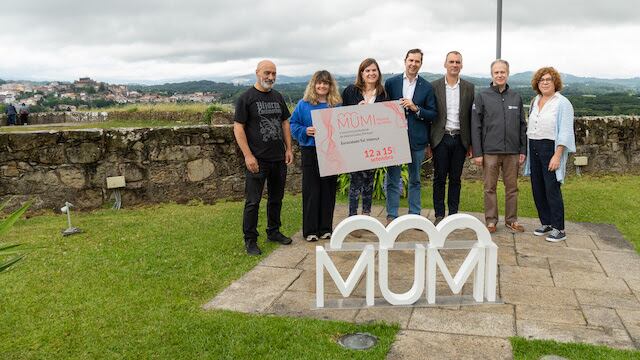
[311,101,411,177]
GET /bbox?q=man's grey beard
[260,79,274,90]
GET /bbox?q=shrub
[0,200,31,273]
[202,103,226,124]
[338,165,409,200]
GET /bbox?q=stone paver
[265,290,358,322]
[387,330,513,360]
[548,258,604,274]
[564,234,598,250]
[626,279,640,301]
[582,306,625,329]
[203,205,640,355]
[594,250,640,280]
[408,307,515,337]
[501,284,579,307]
[575,289,640,310]
[500,265,553,286]
[259,246,308,268]
[552,271,630,292]
[617,309,640,343]
[517,320,635,349]
[203,265,301,313]
[516,305,585,325]
[578,222,636,252]
[517,254,549,269]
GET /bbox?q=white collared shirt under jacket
[527,93,559,140]
[445,77,461,131]
[402,73,417,100]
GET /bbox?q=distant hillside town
[1,73,639,116]
[0,77,222,112]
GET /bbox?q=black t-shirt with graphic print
[235,87,291,162]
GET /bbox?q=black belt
[444,130,460,136]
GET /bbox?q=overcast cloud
[1,0,638,82]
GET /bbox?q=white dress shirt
[402,72,417,100]
[527,93,559,140]
[445,77,461,131]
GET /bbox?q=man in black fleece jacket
[471,59,527,234]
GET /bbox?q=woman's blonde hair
[303,70,342,107]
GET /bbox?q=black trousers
[432,134,467,218]
[301,147,337,237]
[242,160,287,240]
[529,139,565,230]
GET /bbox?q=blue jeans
[386,149,425,219]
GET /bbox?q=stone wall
[0,110,234,126]
[0,124,301,210]
[0,112,108,126]
[0,116,637,211]
[452,116,640,179]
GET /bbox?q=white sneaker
[305,235,319,242]
[320,232,331,240]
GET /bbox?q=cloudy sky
[1,0,637,83]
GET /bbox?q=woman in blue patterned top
[290,70,342,242]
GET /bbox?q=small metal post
[66,202,72,228]
[496,0,502,59]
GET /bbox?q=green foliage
[0,200,31,273]
[202,103,226,124]
[126,106,139,113]
[338,165,409,200]
[372,168,387,200]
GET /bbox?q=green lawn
[511,337,640,359]
[0,198,397,359]
[2,175,640,359]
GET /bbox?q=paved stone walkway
[204,205,640,359]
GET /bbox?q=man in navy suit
[384,49,437,223]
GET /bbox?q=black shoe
[534,225,553,236]
[268,232,292,245]
[434,216,444,226]
[244,239,262,256]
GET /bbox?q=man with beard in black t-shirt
[234,60,294,255]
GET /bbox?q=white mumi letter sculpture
[315,214,498,308]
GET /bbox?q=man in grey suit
[429,51,475,225]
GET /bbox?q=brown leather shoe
[506,221,525,232]
[486,223,497,233]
